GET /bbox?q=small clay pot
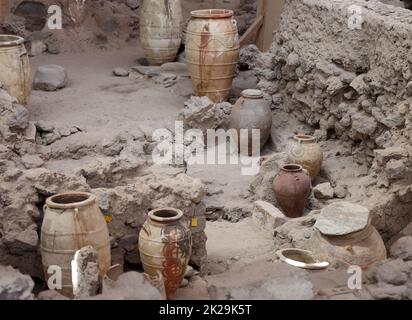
[230,89,273,156]
[286,134,323,181]
[273,164,312,218]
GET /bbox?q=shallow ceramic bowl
[276,248,329,270]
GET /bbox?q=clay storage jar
[185,9,240,103]
[310,202,387,269]
[230,89,273,156]
[0,0,9,24]
[139,208,192,300]
[286,134,323,181]
[41,192,111,297]
[140,0,183,65]
[273,164,312,218]
[0,35,32,105]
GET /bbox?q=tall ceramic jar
[286,134,323,181]
[0,35,32,105]
[230,89,272,156]
[41,192,111,297]
[185,9,240,103]
[139,208,192,300]
[0,0,9,24]
[140,0,183,66]
[273,164,312,218]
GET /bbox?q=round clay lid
[314,202,370,236]
[241,89,263,99]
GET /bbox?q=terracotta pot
[0,35,32,105]
[185,9,240,102]
[41,192,111,297]
[0,0,9,24]
[230,89,272,156]
[139,208,192,300]
[140,0,183,65]
[286,134,323,181]
[273,164,312,218]
[309,222,387,269]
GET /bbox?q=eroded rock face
[0,87,208,279]
[0,265,34,300]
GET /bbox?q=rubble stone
[33,65,68,91]
[390,236,412,261]
[253,201,288,235]
[0,266,34,300]
[313,183,334,200]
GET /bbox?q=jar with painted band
[40,192,111,298]
[139,208,192,300]
[185,9,239,103]
[140,0,183,65]
[230,89,272,156]
[273,164,312,218]
[286,134,323,181]
[0,35,32,105]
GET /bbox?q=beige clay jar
[139,208,192,300]
[286,134,323,181]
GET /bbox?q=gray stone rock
[33,65,68,91]
[37,290,69,300]
[0,265,34,300]
[29,40,47,57]
[131,65,161,77]
[73,246,100,299]
[7,104,29,131]
[315,202,370,236]
[313,183,334,200]
[126,0,141,10]
[21,155,44,169]
[113,67,129,77]
[390,236,412,261]
[368,259,410,286]
[253,200,288,235]
[98,271,163,300]
[385,159,410,180]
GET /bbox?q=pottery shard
[314,202,370,236]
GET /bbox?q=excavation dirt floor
[26,46,359,300]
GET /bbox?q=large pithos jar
[40,192,111,297]
[185,9,239,103]
[286,134,323,181]
[139,208,192,300]
[309,202,387,269]
[273,164,312,218]
[0,35,32,105]
[230,89,272,156]
[140,0,183,65]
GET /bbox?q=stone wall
[246,0,412,240]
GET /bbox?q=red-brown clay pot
[273,164,312,218]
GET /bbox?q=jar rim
[0,35,25,47]
[294,134,316,143]
[241,89,263,99]
[46,192,96,209]
[281,164,303,172]
[149,208,184,223]
[191,9,234,19]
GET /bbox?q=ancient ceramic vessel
[0,35,32,105]
[273,164,312,218]
[0,0,9,24]
[230,89,272,156]
[41,192,111,297]
[276,248,329,270]
[185,9,240,102]
[140,0,183,66]
[310,202,387,269]
[286,134,323,181]
[139,208,192,300]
